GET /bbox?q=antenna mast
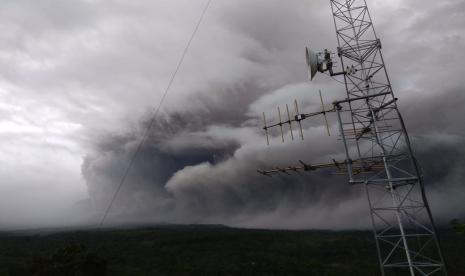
[258,1,448,275]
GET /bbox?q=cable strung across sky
[97,0,213,229]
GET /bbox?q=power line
[97,0,213,229]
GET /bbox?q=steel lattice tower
[330,1,447,275]
[258,0,448,275]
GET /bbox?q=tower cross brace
[330,1,447,274]
[258,1,448,275]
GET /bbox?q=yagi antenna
[294,99,304,140]
[277,107,284,143]
[319,90,331,136]
[261,91,335,145]
[286,104,294,140]
[262,112,269,145]
[258,1,448,274]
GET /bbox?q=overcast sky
[0,0,464,230]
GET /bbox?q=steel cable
[97,0,213,229]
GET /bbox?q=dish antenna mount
[258,1,448,275]
[306,47,346,80]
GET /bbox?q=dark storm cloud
[82,113,361,228]
[85,90,465,229]
[1,0,464,229]
[80,0,465,229]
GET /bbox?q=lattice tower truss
[330,0,447,275]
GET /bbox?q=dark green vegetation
[451,219,465,235]
[0,225,463,276]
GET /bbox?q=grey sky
[0,0,464,229]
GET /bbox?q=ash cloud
[82,88,465,229]
[0,0,464,229]
[80,0,465,229]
